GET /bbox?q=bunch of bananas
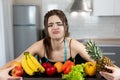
[21,52,45,76]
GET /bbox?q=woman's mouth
[52,31,60,34]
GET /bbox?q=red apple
[11,66,23,77]
[46,66,56,76]
[42,62,56,76]
[42,62,52,69]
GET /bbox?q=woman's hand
[100,66,120,80]
[0,67,23,80]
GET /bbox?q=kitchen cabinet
[93,0,120,16]
[114,0,120,15]
[99,46,120,66]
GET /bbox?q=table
[23,78,105,80]
[23,72,105,80]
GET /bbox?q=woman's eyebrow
[56,22,62,24]
[48,22,53,25]
[48,22,62,25]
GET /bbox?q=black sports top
[40,39,86,64]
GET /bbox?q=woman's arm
[0,40,44,70]
[71,39,94,62]
[0,40,44,79]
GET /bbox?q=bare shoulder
[24,39,45,55]
[69,38,84,46]
[67,38,86,51]
[33,39,44,46]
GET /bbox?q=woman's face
[48,15,65,39]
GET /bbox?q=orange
[11,61,22,67]
[84,61,97,76]
[54,62,63,73]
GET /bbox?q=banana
[21,53,34,76]
[26,53,39,72]
[28,53,45,73]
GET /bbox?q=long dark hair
[43,9,69,58]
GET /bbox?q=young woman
[0,9,93,79]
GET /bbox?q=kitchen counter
[22,74,105,80]
[23,77,105,80]
[78,38,120,46]
[23,74,105,80]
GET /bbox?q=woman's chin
[52,37,63,40]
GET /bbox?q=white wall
[0,0,6,68]
[0,0,13,68]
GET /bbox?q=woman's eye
[48,24,53,27]
[48,23,63,27]
[57,23,63,26]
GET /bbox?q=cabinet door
[100,46,120,66]
[93,0,114,16]
[114,0,120,15]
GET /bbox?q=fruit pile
[62,61,97,80]
[10,50,98,79]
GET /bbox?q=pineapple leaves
[85,40,103,61]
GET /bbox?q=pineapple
[85,40,114,73]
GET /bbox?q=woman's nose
[53,24,59,29]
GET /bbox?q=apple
[11,66,23,77]
[10,61,23,77]
[42,62,52,69]
[46,66,56,76]
[42,62,56,76]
